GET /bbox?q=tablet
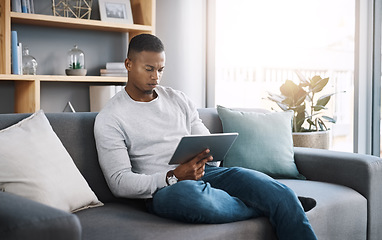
[169,133,239,165]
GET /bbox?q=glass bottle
[22,47,37,75]
[67,45,85,70]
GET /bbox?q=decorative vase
[22,47,37,75]
[292,131,330,149]
[66,45,87,76]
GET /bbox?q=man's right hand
[172,149,213,181]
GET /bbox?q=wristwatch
[166,170,178,186]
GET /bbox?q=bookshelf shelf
[10,12,153,33]
[0,0,155,113]
[0,74,127,83]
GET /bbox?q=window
[211,0,355,152]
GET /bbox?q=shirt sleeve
[94,114,167,199]
[181,92,220,167]
[178,92,210,135]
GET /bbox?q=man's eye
[145,68,154,72]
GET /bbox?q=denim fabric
[150,165,317,240]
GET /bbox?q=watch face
[168,177,177,185]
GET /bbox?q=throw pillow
[217,105,305,179]
[0,110,103,212]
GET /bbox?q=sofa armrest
[0,191,81,240]
[293,147,382,240]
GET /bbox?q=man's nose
[152,71,159,79]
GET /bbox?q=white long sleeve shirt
[94,85,212,199]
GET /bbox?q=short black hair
[127,34,164,59]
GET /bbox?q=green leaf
[280,80,299,97]
[295,94,307,106]
[294,110,305,132]
[70,62,82,69]
[322,115,336,123]
[295,71,309,86]
[318,121,325,131]
[310,75,322,85]
[276,102,289,111]
[316,93,334,107]
[267,93,285,104]
[280,80,307,107]
[312,105,326,111]
[290,104,306,115]
[317,118,328,131]
[311,77,329,93]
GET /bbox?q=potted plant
[267,72,337,149]
[65,45,87,76]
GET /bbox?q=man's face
[125,50,165,96]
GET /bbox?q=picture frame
[98,0,133,24]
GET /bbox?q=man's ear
[125,58,131,70]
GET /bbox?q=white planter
[292,131,330,149]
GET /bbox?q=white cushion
[0,110,103,212]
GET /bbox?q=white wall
[156,0,207,108]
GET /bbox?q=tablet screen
[169,133,238,165]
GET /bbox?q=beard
[143,89,154,95]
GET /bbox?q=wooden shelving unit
[0,74,127,83]
[10,12,153,33]
[0,0,155,113]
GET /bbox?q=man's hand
[173,149,213,181]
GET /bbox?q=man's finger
[188,149,210,164]
[198,155,213,165]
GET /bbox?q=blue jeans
[149,165,317,240]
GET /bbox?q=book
[21,0,28,13]
[11,31,20,75]
[100,68,127,77]
[12,0,22,12]
[100,73,128,77]
[100,69,127,74]
[106,62,125,69]
[100,70,127,77]
[29,0,34,14]
[20,0,34,13]
[17,42,22,74]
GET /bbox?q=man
[94,34,317,240]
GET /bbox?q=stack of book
[100,62,127,77]
[11,31,23,75]
[12,0,35,13]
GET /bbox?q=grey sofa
[1,108,382,240]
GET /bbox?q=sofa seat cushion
[75,180,367,240]
[75,201,277,240]
[279,179,367,240]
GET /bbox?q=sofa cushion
[0,110,102,212]
[217,105,304,179]
[75,201,277,240]
[44,112,117,203]
[280,179,367,240]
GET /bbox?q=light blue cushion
[217,105,304,179]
